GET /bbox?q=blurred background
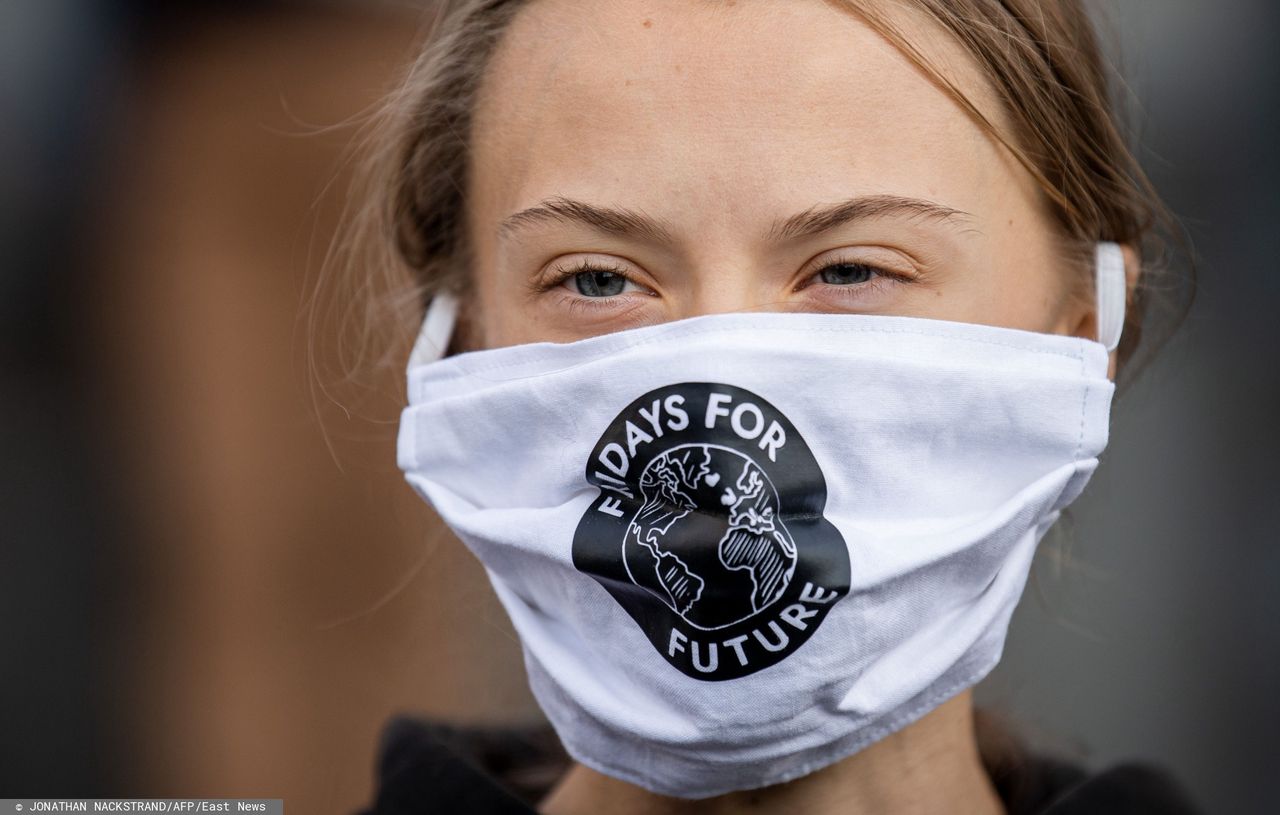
[0,0,1275,812]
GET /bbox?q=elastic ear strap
[408,290,459,367]
[1095,241,1126,353]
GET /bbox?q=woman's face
[464,0,1096,350]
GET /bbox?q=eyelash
[537,258,644,313]
[537,256,910,308]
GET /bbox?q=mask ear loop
[408,290,460,368]
[1095,241,1126,353]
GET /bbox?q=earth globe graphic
[622,443,798,629]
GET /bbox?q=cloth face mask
[397,244,1126,798]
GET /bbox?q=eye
[796,254,915,305]
[816,261,878,286]
[571,268,630,297]
[550,258,648,298]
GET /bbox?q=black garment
[356,715,1203,815]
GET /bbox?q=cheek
[473,290,528,350]
[971,262,1074,333]
[470,265,561,350]
[890,237,1075,333]
[994,236,1082,335]
[985,279,1073,344]
[942,208,1078,334]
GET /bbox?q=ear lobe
[1067,299,1098,345]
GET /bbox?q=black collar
[356,715,1202,815]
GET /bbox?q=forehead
[469,0,1011,243]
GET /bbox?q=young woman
[351,1,1200,812]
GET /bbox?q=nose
[671,266,780,320]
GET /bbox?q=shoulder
[996,751,1203,815]
[354,715,1202,815]
[1039,763,1202,815]
[354,715,567,815]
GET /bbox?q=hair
[315,0,1192,404]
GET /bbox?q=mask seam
[412,324,1092,389]
[1075,351,1089,461]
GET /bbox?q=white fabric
[396,244,1124,798]
[1095,242,1127,352]
[407,285,458,368]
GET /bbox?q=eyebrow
[497,193,972,245]
[768,195,972,242]
[499,196,677,244]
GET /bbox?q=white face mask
[397,244,1126,798]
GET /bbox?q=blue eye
[572,269,629,297]
[818,262,876,285]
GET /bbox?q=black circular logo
[572,382,850,680]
